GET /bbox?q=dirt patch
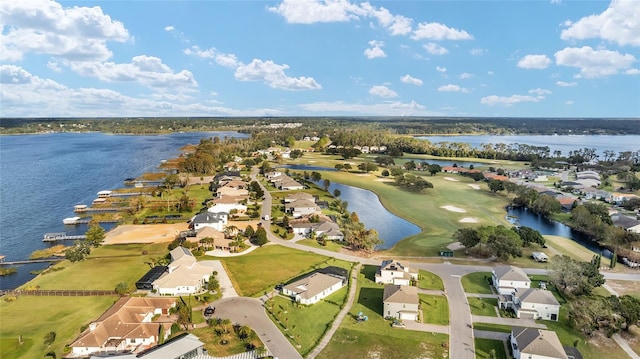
[467,184,481,190]
[605,279,640,297]
[459,217,479,223]
[443,177,459,182]
[441,205,466,213]
[104,223,188,244]
[375,178,394,182]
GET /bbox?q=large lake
[0,131,247,290]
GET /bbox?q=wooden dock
[74,207,131,213]
[43,233,87,242]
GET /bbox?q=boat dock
[63,217,119,225]
[43,233,87,242]
[74,206,131,213]
[0,258,65,266]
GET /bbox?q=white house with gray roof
[190,212,228,232]
[152,247,212,296]
[492,265,531,296]
[515,288,560,321]
[510,327,568,359]
[383,285,419,321]
[282,271,346,305]
[375,260,418,286]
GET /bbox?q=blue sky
[1,0,639,118]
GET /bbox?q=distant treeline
[1,116,639,136]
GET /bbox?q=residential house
[69,297,176,358]
[515,288,560,321]
[285,199,320,218]
[290,220,344,240]
[132,333,206,359]
[375,260,418,286]
[510,327,568,359]
[607,192,639,205]
[612,214,640,234]
[216,186,249,197]
[282,270,346,305]
[284,192,315,203]
[193,227,236,252]
[208,203,247,215]
[531,252,549,263]
[278,178,305,190]
[382,285,419,321]
[189,212,228,231]
[494,266,531,308]
[152,247,212,296]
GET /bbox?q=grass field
[468,297,499,317]
[472,323,513,333]
[461,272,493,294]
[419,294,449,325]
[418,269,445,290]
[544,235,599,262]
[297,238,347,253]
[475,338,508,359]
[191,325,263,357]
[0,296,118,359]
[22,243,168,291]
[217,245,353,297]
[266,287,348,356]
[317,265,449,359]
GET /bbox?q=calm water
[417,135,640,156]
[0,131,247,290]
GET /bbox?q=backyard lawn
[475,338,508,359]
[0,296,118,359]
[461,272,493,294]
[418,269,444,290]
[317,265,449,359]
[419,294,449,325]
[218,245,353,297]
[468,297,499,317]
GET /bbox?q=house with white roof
[282,270,346,305]
[152,247,213,296]
[375,260,418,286]
[510,327,568,359]
[515,288,560,321]
[285,199,320,218]
[383,285,419,321]
[189,212,228,231]
[290,220,344,240]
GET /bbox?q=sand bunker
[441,205,467,213]
[104,223,189,244]
[467,184,481,190]
[443,177,459,182]
[459,217,479,223]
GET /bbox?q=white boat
[63,216,81,225]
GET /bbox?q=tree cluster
[453,225,547,260]
[393,173,433,192]
[548,255,604,296]
[568,295,640,337]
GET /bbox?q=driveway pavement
[474,330,510,340]
[473,315,547,329]
[201,260,238,298]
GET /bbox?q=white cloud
[268,0,362,24]
[437,84,469,93]
[459,72,474,79]
[183,45,215,59]
[556,80,577,87]
[625,68,640,75]
[164,25,175,32]
[565,100,574,105]
[554,46,636,78]
[423,42,448,55]
[528,88,551,97]
[400,74,423,86]
[488,71,495,76]
[215,53,240,68]
[551,0,562,4]
[364,40,387,59]
[369,85,398,98]
[0,0,130,62]
[480,94,541,106]
[359,2,413,35]
[470,48,487,56]
[298,100,436,116]
[412,22,473,40]
[436,66,447,73]
[47,61,62,72]
[517,54,552,69]
[561,0,640,47]
[68,55,198,89]
[234,59,322,90]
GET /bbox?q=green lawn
[475,338,508,359]
[191,325,263,357]
[461,272,493,294]
[317,265,449,359]
[217,245,353,297]
[419,294,449,325]
[22,243,168,291]
[298,238,347,253]
[468,297,499,317]
[266,287,348,356]
[418,269,445,290]
[0,296,118,359]
[472,323,513,333]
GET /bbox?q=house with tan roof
[69,297,176,358]
[290,220,344,240]
[284,192,315,203]
[510,327,568,359]
[515,288,560,321]
[193,227,236,252]
[282,270,346,305]
[375,260,418,286]
[152,247,213,296]
[383,285,419,321]
[285,199,320,218]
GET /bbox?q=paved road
[214,297,303,359]
[201,260,238,298]
[474,330,510,340]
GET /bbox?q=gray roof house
[510,327,568,359]
[515,288,561,321]
[189,212,228,231]
[282,271,346,305]
[383,285,419,321]
[285,199,320,218]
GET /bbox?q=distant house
[493,265,530,295]
[290,220,344,240]
[284,192,315,203]
[69,297,176,358]
[132,333,206,359]
[152,247,212,296]
[611,214,640,234]
[282,270,346,305]
[194,227,236,252]
[531,252,549,263]
[375,260,418,286]
[278,178,305,191]
[189,212,228,231]
[515,288,560,321]
[208,203,247,214]
[510,327,569,359]
[285,199,320,218]
[382,285,419,321]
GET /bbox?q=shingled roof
[512,327,568,359]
